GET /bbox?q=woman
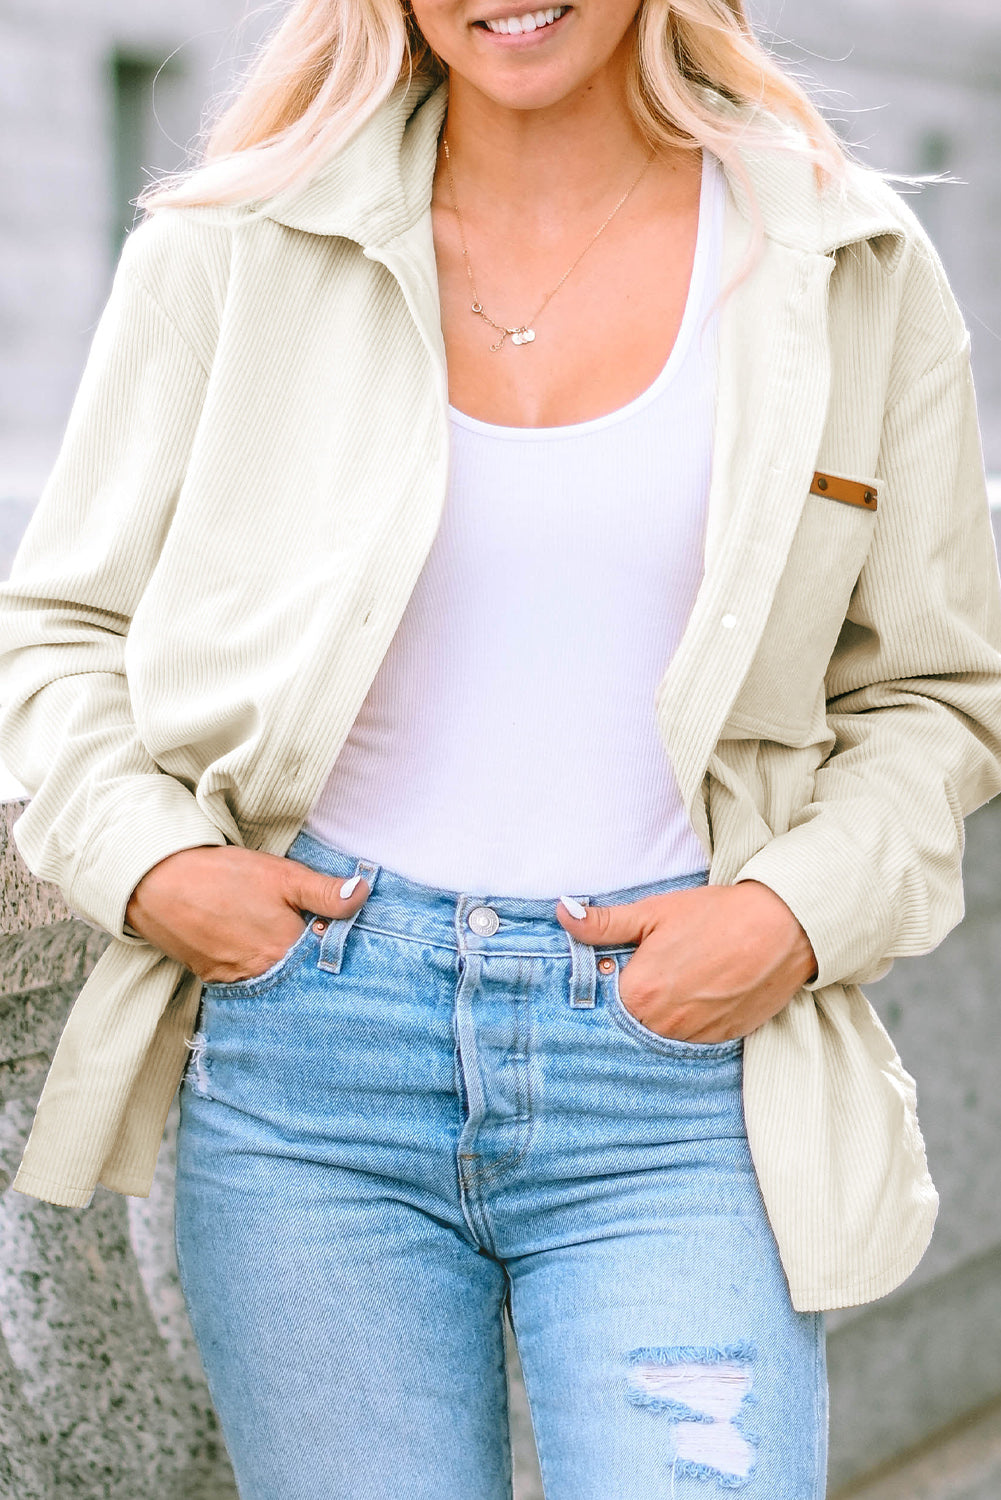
[2,1,1000,1495]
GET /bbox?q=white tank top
[304,152,724,896]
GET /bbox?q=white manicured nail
[340,875,362,899]
[560,895,587,920]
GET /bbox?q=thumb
[555,895,649,948]
[283,861,371,921]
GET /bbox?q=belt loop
[567,896,597,1009]
[317,857,380,974]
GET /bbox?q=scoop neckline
[446,150,722,443]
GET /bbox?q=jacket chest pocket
[724,477,881,744]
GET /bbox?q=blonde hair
[142,0,845,213]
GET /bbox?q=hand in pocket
[125,845,370,983]
[556,880,816,1043]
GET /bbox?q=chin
[475,76,586,112]
[458,54,599,113]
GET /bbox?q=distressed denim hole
[627,1344,756,1487]
[184,1031,211,1098]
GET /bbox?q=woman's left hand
[555,880,818,1043]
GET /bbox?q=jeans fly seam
[467,1116,536,1188]
[454,951,495,1248]
[456,954,535,1190]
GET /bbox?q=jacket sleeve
[737,338,1001,987]
[0,228,227,940]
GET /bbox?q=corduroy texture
[2,81,1000,1310]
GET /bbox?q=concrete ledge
[829,1244,1001,1490]
[834,1399,1001,1500]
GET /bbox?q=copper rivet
[312,920,327,933]
[598,957,616,974]
[817,476,828,491]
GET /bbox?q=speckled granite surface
[0,799,238,1499]
[0,800,74,936]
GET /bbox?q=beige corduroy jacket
[2,80,1001,1312]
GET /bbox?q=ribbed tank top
[304,152,725,896]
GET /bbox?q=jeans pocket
[202,919,321,1000]
[606,956,744,1062]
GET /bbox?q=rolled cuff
[14,773,227,939]
[736,819,894,989]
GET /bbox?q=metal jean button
[467,905,500,937]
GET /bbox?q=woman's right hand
[124,845,371,984]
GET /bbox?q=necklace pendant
[511,328,536,346]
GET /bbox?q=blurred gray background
[1,0,1000,566]
[1,3,1000,1498]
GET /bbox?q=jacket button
[598,956,616,975]
[816,476,829,491]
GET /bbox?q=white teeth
[484,6,566,35]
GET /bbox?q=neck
[440,63,653,228]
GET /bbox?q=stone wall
[2,794,1001,1497]
[0,800,237,1499]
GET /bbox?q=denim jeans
[175,832,827,1499]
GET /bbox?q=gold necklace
[441,137,656,352]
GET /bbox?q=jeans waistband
[287,831,709,958]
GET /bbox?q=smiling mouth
[475,7,572,37]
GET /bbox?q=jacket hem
[786,1205,939,1312]
[12,1161,159,1207]
[11,1167,97,1209]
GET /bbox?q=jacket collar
[258,76,908,268]
[256,78,449,248]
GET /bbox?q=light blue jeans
[175,832,827,1499]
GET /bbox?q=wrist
[125,844,221,935]
[739,879,818,986]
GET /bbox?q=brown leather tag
[811,472,878,511]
